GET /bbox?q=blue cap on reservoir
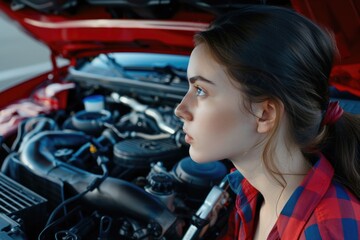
[83,95,105,111]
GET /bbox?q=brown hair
[195,5,360,198]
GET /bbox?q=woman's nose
[175,98,193,121]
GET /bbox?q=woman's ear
[254,100,283,133]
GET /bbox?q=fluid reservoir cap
[83,95,105,112]
[147,173,174,194]
[173,156,227,188]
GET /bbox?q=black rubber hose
[19,131,177,237]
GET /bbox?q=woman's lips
[183,129,193,144]
[184,133,193,144]
[185,134,193,144]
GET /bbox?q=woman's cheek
[189,109,239,162]
[203,107,239,136]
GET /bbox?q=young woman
[175,5,360,240]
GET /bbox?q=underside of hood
[0,0,360,96]
[0,1,217,59]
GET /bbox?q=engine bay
[0,52,234,239]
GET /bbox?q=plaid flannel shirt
[219,154,360,239]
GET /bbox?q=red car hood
[0,1,212,58]
[292,0,360,96]
[0,0,359,96]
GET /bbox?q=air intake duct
[19,131,178,238]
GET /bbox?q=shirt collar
[227,170,244,195]
[276,154,334,239]
[227,154,335,239]
[227,169,259,206]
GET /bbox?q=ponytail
[321,112,360,198]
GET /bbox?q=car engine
[0,53,234,240]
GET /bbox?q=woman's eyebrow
[188,75,215,85]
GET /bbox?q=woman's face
[175,44,262,163]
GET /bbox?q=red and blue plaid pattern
[219,154,360,239]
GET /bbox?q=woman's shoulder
[318,180,360,215]
[301,180,360,239]
[313,180,359,220]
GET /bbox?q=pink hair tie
[322,101,344,126]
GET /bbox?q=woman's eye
[194,85,206,96]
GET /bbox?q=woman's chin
[189,148,217,164]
